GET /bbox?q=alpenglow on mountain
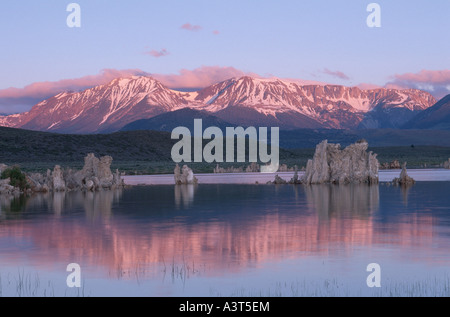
[0,76,437,133]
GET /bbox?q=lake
[0,175,450,297]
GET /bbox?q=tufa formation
[0,153,124,195]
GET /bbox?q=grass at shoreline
[1,268,449,297]
[220,276,450,297]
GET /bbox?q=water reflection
[399,184,414,207]
[174,184,197,209]
[304,184,379,220]
[0,183,448,279]
[81,190,123,222]
[0,194,28,214]
[53,192,65,216]
[0,189,123,221]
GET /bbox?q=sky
[0,0,449,113]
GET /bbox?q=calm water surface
[0,181,450,297]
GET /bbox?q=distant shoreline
[123,169,450,186]
[1,126,450,176]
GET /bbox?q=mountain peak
[0,75,439,133]
[232,76,287,85]
[108,75,160,87]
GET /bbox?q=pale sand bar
[123,169,450,185]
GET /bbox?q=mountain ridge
[0,75,437,133]
[403,94,450,130]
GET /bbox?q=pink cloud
[0,69,149,100]
[0,67,257,113]
[391,69,450,84]
[0,69,150,113]
[280,77,329,86]
[180,23,202,32]
[212,30,220,35]
[357,83,383,90]
[145,49,170,58]
[322,68,350,80]
[153,66,260,89]
[0,69,149,98]
[386,69,450,99]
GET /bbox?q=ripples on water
[0,181,450,296]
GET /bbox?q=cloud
[0,69,150,100]
[0,69,150,114]
[0,67,257,113]
[386,69,450,99]
[212,30,220,35]
[153,66,260,89]
[357,83,383,90]
[321,68,350,80]
[145,49,170,58]
[279,77,329,86]
[180,23,202,32]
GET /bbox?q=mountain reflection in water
[0,183,448,280]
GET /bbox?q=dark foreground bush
[1,166,29,190]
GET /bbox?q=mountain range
[0,75,446,134]
[403,94,450,130]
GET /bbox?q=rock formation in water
[302,140,379,185]
[78,154,121,190]
[267,166,301,185]
[0,165,15,195]
[26,172,49,193]
[289,166,302,184]
[380,160,401,170]
[0,165,26,195]
[1,153,125,195]
[52,165,66,192]
[0,164,7,174]
[266,174,288,185]
[0,178,21,195]
[443,159,450,169]
[392,163,415,186]
[174,164,198,185]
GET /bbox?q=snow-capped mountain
[190,76,436,129]
[0,76,189,133]
[0,76,437,133]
